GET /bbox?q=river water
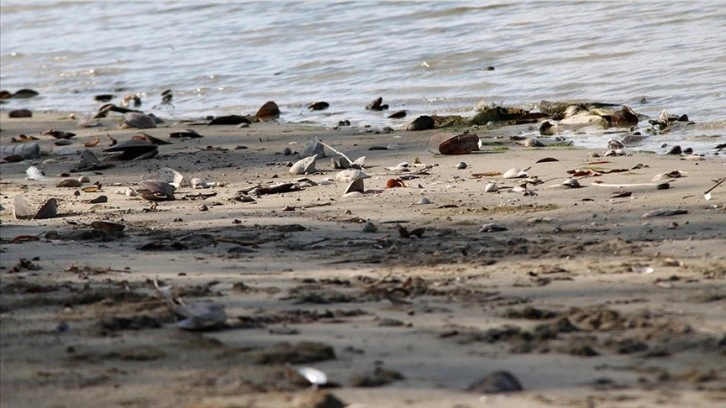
[1,1,724,154]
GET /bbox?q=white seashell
[385,162,410,172]
[562,178,581,188]
[344,178,365,195]
[157,167,186,188]
[479,223,508,232]
[704,192,712,200]
[632,266,654,274]
[484,182,498,193]
[297,367,328,386]
[416,197,432,205]
[78,175,91,183]
[191,177,213,189]
[352,156,366,168]
[335,169,369,183]
[362,220,378,233]
[289,156,317,175]
[12,196,34,219]
[55,146,80,156]
[456,161,467,169]
[316,178,333,186]
[502,167,529,179]
[25,166,46,181]
[175,301,226,331]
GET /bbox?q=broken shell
[344,178,365,194]
[561,178,581,188]
[335,169,369,183]
[632,266,655,274]
[12,195,34,219]
[608,139,624,150]
[416,197,431,205]
[362,220,378,233]
[138,180,176,201]
[157,167,186,188]
[455,161,468,169]
[175,301,227,331]
[290,156,317,175]
[296,367,328,387]
[484,182,498,193]
[34,198,58,219]
[103,139,158,160]
[78,175,91,183]
[502,167,529,179]
[56,179,83,188]
[479,223,508,232]
[385,162,411,172]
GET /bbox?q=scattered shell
[255,101,280,121]
[455,161,468,169]
[632,266,655,274]
[484,182,498,193]
[115,187,138,197]
[430,132,480,155]
[344,178,365,195]
[655,182,670,190]
[518,138,544,147]
[175,301,227,331]
[335,169,369,183]
[12,196,34,219]
[608,139,625,150]
[191,177,212,189]
[466,370,524,394]
[169,129,203,139]
[290,156,317,175]
[296,366,329,387]
[479,223,508,232]
[384,162,410,172]
[25,166,46,181]
[78,175,91,183]
[561,178,581,188]
[34,198,58,219]
[121,112,157,129]
[157,167,186,188]
[137,180,176,201]
[641,208,688,219]
[502,167,529,179]
[362,220,378,233]
[103,139,158,160]
[416,197,432,205]
[56,179,83,188]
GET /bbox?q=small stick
[704,177,725,195]
[315,138,354,165]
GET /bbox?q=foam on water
[1,1,724,154]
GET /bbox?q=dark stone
[8,109,32,118]
[406,115,435,131]
[466,370,524,394]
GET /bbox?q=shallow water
[1,1,724,154]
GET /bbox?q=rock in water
[255,101,280,121]
[466,370,524,394]
[406,115,435,131]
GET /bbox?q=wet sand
[1,112,725,408]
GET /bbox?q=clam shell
[138,180,176,201]
[103,139,158,160]
[484,182,498,193]
[157,167,186,188]
[479,223,508,232]
[296,367,328,386]
[344,178,365,194]
[56,179,83,188]
[121,112,157,129]
[561,178,581,188]
[416,197,432,205]
[34,198,58,219]
[456,161,468,169]
[290,156,317,175]
[175,301,226,331]
[91,220,125,232]
[335,169,369,183]
[13,195,34,219]
[255,101,280,121]
[502,167,528,179]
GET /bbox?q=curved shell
[290,156,317,175]
[335,169,369,183]
[121,112,157,129]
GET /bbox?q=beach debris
[561,178,581,188]
[292,391,346,408]
[362,220,378,233]
[121,93,142,107]
[255,100,280,121]
[131,132,172,145]
[415,197,431,205]
[42,129,76,139]
[335,169,369,183]
[484,182,499,193]
[456,161,468,170]
[466,370,524,394]
[103,139,158,160]
[426,132,480,155]
[652,170,687,181]
[70,149,110,172]
[479,223,508,232]
[290,156,317,175]
[385,162,412,173]
[10,134,39,143]
[666,145,682,155]
[655,182,670,190]
[313,138,365,169]
[160,89,173,106]
[344,178,365,195]
[207,114,250,125]
[641,208,688,219]
[610,191,632,198]
[83,135,100,147]
[349,366,406,387]
[155,167,186,188]
[12,196,34,219]
[366,96,388,111]
[8,109,32,118]
[604,149,626,157]
[503,167,530,179]
[137,180,176,201]
[25,166,46,181]
[704,177,725,200]
[308,101,329,111]
[54,139,73,146]
[169,128,203,140]
[517,138,545,147]
[2,142,40,161]
[288,366,330,388]
[299,139,326,159]
[7,88,39,99]
[173,300,227,331]
[120,112,157,129]
[632,265,655,274]
[396,224,425,238]
[388,110,406,119]
[34,198,58,219]
[608,139,625,150]
[56,179,82,188]
[191,177,216,189]
[94,94,114,102]
[406,115,435,131]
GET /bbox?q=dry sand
[1,111,725,408]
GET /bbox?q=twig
[315,138,354,165]
[704,177,725,195]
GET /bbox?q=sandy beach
[1,110,725,408]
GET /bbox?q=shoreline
[1,112,725,408]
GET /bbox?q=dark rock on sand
[466,370,524,394]
[8,109,32,118]
[406,115,435,131]
[255,101,281,121]
[208,115,251,125]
